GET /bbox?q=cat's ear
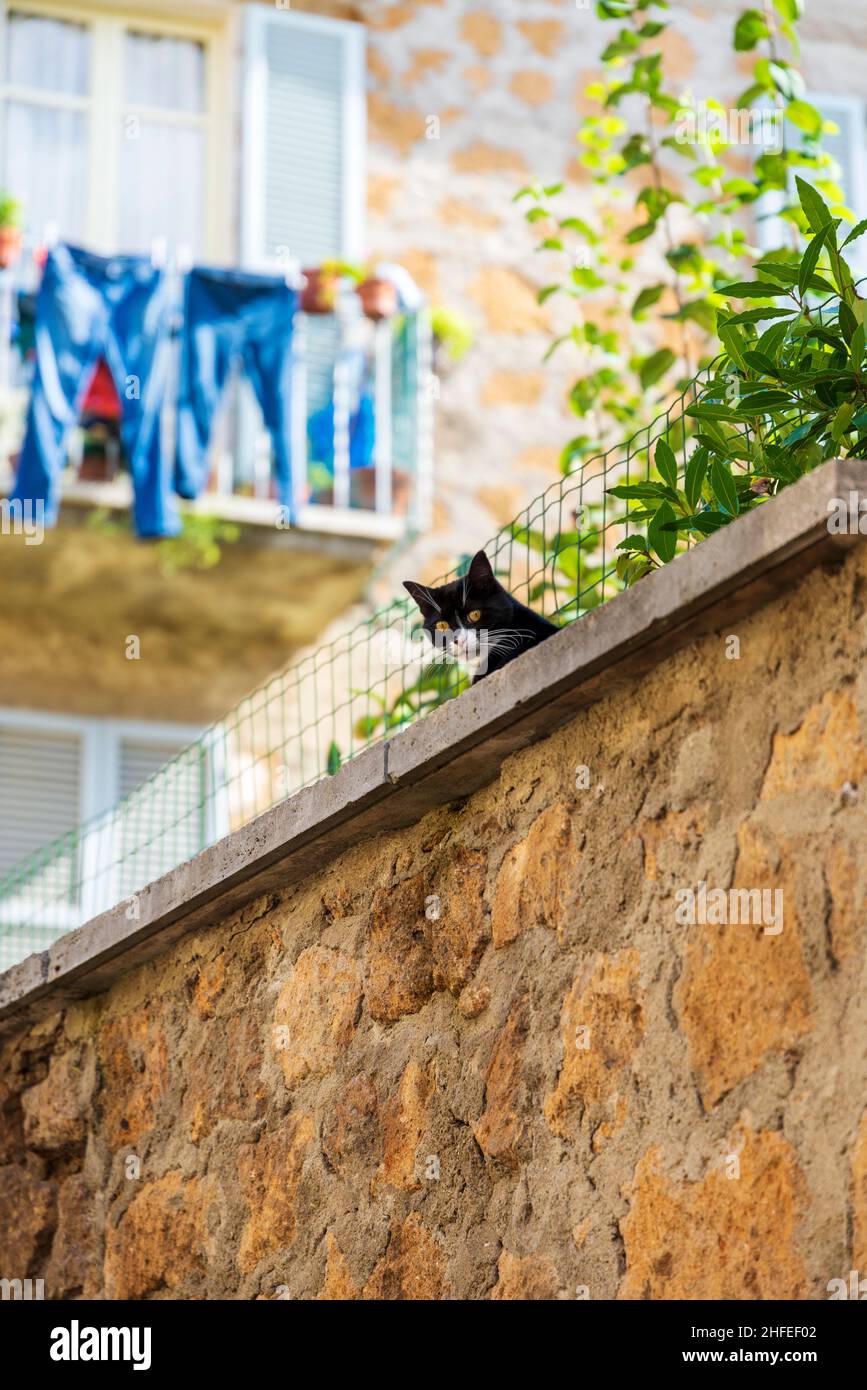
[403,580,440,617]
[466,549,496,595]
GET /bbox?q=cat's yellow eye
[468,610,482,623]
[435,620,449,632]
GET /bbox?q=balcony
[0,260,434,724]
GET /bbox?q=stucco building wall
[2,530,866,1299]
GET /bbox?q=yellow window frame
[0,0,231,258]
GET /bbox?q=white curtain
[119,119,204,255]
[5,10,89,94]
[123,30,204,114]
[119,32,206,254]
[4,101,88,244]
[3,13,90,243]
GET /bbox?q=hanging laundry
[175,268,298,518]
[9,243,179,537]
[308,391,376,475]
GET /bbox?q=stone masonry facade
[2,535,867,1299]
[292,0,867,588]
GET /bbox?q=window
[0,708,220,966]
[755,93,867,276]
[0,4,226,257]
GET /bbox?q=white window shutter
[240,5,366,270]
[115,738,206,897]
[0,726,81,879]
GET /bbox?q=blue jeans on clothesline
[10,243,179,538]
[174,268,298,518]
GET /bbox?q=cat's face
[403,550,511,675]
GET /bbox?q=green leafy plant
[86,506,241,574]
[430,305,475,364]
[518,0,848,474]
[155,514,241,576]
[607,176,867,581]
[354,663,468,741]
[0,192,21,229]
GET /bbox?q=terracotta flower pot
[0,226,22,270]
[300,268,340,315]
[358,277,398,322]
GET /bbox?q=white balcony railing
[0,261,434,543]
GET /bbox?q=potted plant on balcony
[300,260,347,315]
[357,270,398,322]
[300,260,400,321]
[431,305,474,374]
[0,192,23,270]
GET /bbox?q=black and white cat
[403,549,557,684]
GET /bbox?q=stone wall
[2,538,867,1299]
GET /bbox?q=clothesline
[6,241,422,538]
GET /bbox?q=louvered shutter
[115,738,206,897]
[240,6,366,269]
[0,725,81,886]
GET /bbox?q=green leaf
[795,176,833,236]
[648,501,678,564]
[710,460,739,515]
[734,391,793,413]
[606,482,681,504]
[785,99,823,136]
[655,438,679,490]
[838,298,858,341]
[326,741,342,776]
[798,223,832,296]
[615,535,651,553]
[851,324,866,368]
[842,219,867,250]
[773,0,804,22]
[625,221,658,244]
[631,283,666,318]
[719,280,791,299]
[689,510,731,535]
[743,350,779,377]
[718,323,749,371]
[685,450,709,511]
[831,401,855,443]
[724,307,794,326]
[761,59,804,101]
[639,347,676,389]
[733,8,770,50]
[678,298,717,333]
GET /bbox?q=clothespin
[175,242,193,275]
[150,237,167,269]
[282,255,302,290]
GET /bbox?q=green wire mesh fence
[0,365,717,970]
